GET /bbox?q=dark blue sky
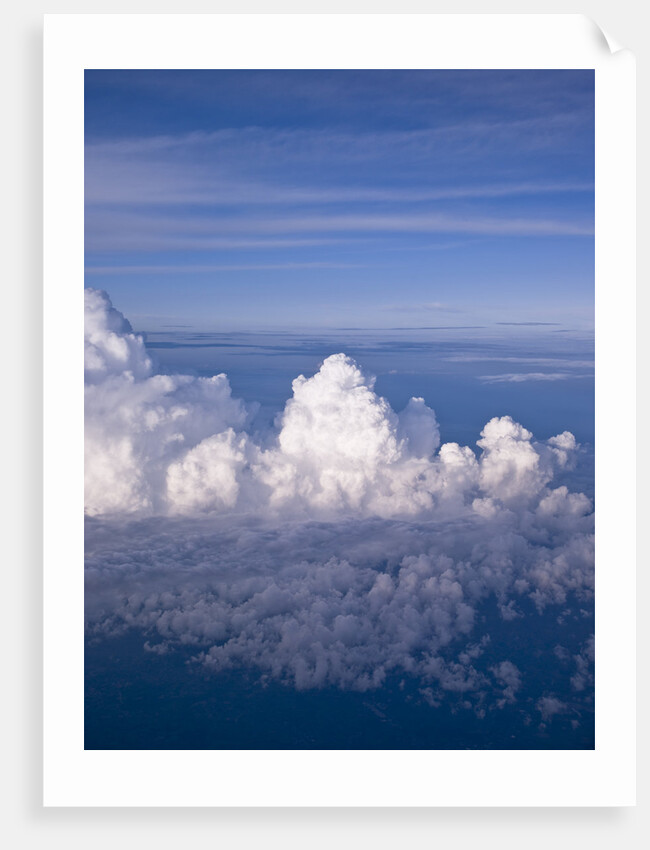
[84,70,594,330]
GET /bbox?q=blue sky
[84,70,594,330]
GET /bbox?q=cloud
[571,636,595,692]
[537,696,568,722]
[555,635,595,692]
[84,289,253,515]
[252,354,445,517]
[490,660,522,706]
[85,261,369,275]
[211,212,592,237]
[85,506,594,703]
[85,289,585,520]
[381,302,458,314]
[476,417,551,505]
[86,211,593,256]
[84,289,594,708]
[446,355,594,368]
[85,150,593,208]
[478,372,589,383]
[85,80,593,288]
[84,288,153,383]
[85,113,593,210]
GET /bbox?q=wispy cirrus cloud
[86,164,594,208]
[84,71,595,331]
[86,128,593,228]
[478,372,590,384]
[85,261,370,275]
[381,302,459,314]
[85,119,593,252]
[86,209,593,256]
[216,213,593,237]
[447,356,594,367]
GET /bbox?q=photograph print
[84,70,595,750]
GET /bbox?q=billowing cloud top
[85,287,153,383]
[84,288,251,514]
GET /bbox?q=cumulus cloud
[537,696,568,722]
[85,287,153,383]
[84,289,594,710]
[252,355,445,517]
[490,660,522,706]
[84,289,252,515]
[555,635,595,692]
[571,636,595,692]
[85,289,584,521]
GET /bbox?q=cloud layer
[85,289,594,714]
[86,509,594,708]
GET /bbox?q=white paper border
[43,13,636,807]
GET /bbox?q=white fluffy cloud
[85,289,583,521]
[84,289,252,515]
[84,290,594,708]
[85,288,153,383]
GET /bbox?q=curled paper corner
[584,15,626,56]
